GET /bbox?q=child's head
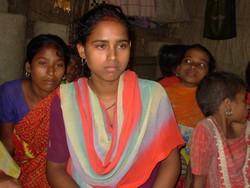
[158,44,187,77]
[76,4,132,81]
[65,45,82,82]
[196,71,248,123]
[177,44,216,87]
[246,61,250,92]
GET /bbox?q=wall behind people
[0,0,26,85]
[0,0,71,85]
[172,0,250,77]
[4,0,250,81]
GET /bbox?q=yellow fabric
[0,141,20,178]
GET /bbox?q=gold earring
[225,110,233,116]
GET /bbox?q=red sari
[12,90,57,188]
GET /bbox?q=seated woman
[46,4,184,188]
[0,34,69,187]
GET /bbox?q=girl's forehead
[185,48,209,59]
[88,20,129,40]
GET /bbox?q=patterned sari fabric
[189,117,250,188]
[59,70,184,187]
[165,83,205,185]
[12,90,57,188]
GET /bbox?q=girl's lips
[185,70,197,77]
[105,66,117,72]
[44,79,56,85]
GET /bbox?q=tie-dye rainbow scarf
[59,70,184,187]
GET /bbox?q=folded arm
[46,161,79,188]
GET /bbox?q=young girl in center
[164,44,216,187]
[46,4,184,188]
[189,71,250,187]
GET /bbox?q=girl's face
[78,20,131,82]
[177,48,209,87]
[26,47,65,95]
[231,88,249,124]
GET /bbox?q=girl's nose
[47,66,55,75]
[107,47,116,61]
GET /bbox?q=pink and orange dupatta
[12,90,57,188]
[60,70,184,187]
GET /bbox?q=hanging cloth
[203,0,236,40]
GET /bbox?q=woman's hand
[0,173,22,188]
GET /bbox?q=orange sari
[12,90,57,188]
[165,82,204,128]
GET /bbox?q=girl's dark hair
[158,44,187,77]
[184,44,216,72]
[196,71,246,116]
[26,34,70,67]
[246,61,250,91]
[76,4,132,45]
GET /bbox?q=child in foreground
[189,71,250,187]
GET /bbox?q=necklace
[106,102,115,110]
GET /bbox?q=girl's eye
[56,63,64,68]
[198,62,207,68]
[118,42,128,49]
[96,44,106,49]
[39,61,46,66]
[183,59,191,64]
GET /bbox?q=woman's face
[177,48,209,88]
[26,47,65,95]
[78,20,131,82]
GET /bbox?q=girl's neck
[87,77,118,101]
[22,80,49,110]
[212,114,245,139]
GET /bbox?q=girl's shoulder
[0,79,22,97]
[192,117,217,138]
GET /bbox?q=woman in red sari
[0,34,69,187]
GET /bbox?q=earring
[81,59,87,66]
[62,75,66,80]
[225,110,233,116]
[25,72,31,77]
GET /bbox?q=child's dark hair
[246,61,250,92]
[69,45,81,64]
[185,44,216,72]
[26,34,70,67]
[76,4,132,45]
[158,44,187,77]
[196,71,246,116]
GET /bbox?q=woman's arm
[189,175,206,188]
[0,172,22,188]
[46,161,79,188]
[0,122,15,155]
[152,147,181,188]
